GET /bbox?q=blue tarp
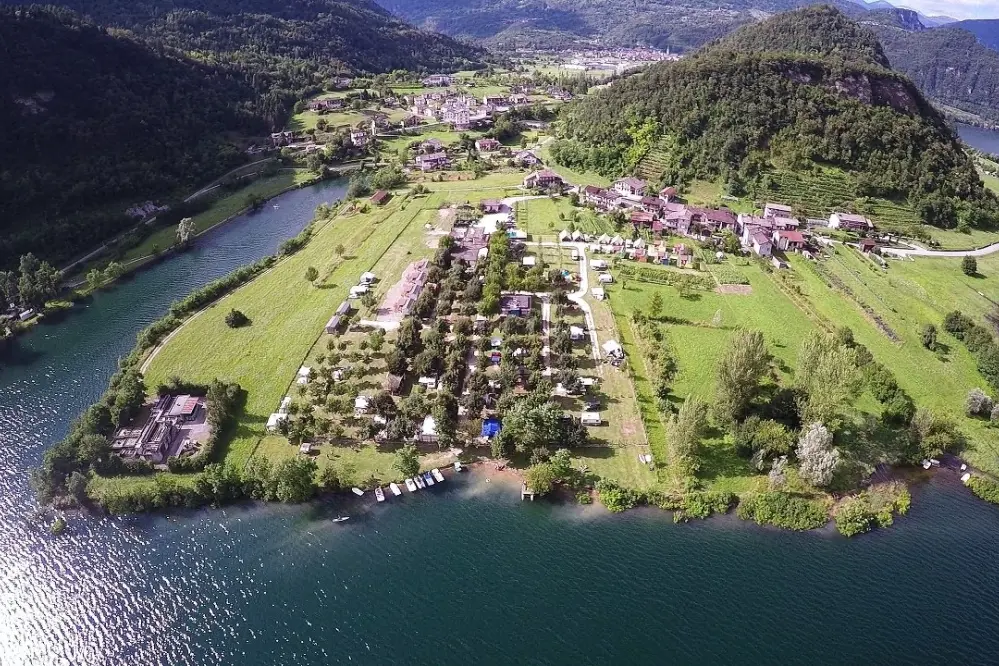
[481,418,501,438]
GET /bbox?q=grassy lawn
[143,192,425,468]
[606,260,813,493]
[790,249,999,473]
[519,197,577,240]
[921,226,999,250]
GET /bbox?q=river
[2,179,999,665]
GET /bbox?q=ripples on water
[2,180,999,665]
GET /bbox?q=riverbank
[1,171,331,348]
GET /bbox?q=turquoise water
[2,178,999,665]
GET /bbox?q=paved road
[529,240,601,364]
[883,241,999,258]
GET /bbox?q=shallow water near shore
[3,178,999,665]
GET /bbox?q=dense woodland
[0,1,482,268]
[552,7,999,229]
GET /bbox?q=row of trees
[0,253,62,310]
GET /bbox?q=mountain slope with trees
[0,1,482,268]
[873,22,999,123]
[375,0,869,51]
[952,19,999,52]
[551,6,999,229]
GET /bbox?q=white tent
[598,273,614,284]
[581,411,602,425]
[602,339,624,358]
[360,271,376,284]
[597,233,611,244]
[354,395,371,413]
[559,230,572,241]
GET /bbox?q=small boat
[351,487,364,496]
[432,468,445,483]
[375,487,386,502]
[921,459,931,470]
[453,460,463,472]
[961,473,972,483]
[423,471,435,486]
[332,516,350,523]
[414,475,426,489]
[405,478,418,492]
[389,482,402,496]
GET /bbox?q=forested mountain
[872,20,999,123]
[0,1,482,268]
[952,19,999,52]
[375,0,869,51]
[551,6,999,229]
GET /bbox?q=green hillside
[0,1,483,268]
[550,6,999,230]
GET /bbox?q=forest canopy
[0,1,483,268]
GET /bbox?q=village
[114,121,924,507]
[78,52,999,522]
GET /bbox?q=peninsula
[29,7,999,537]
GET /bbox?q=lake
[2,178,999,665]
[956,123,999,154]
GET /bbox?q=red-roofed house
[773,230,805,252]
[475,138,501,152]
[829,212,873,231]
[370,190,390,206]
[630,211,654,227]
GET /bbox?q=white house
[613,177,647,197]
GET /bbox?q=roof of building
[751,230,773,245]
[777,230,806,243]
[416,152,448,162]
[765,202,793,213]
[370,190,390,204]
[835,212,872,225]
[500,293,532,310]
[616,177,646,190]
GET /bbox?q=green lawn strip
[143,196,420,469]
[613,312,676,487]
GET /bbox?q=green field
[143,189,426,469]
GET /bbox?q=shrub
[962,255,977,276]
[967,476,999,505]
[737,492,828,530]
[834,483,910,537]
[225,309,249,328]
[966,388,994,417]
[596,480,638,513]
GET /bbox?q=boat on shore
[454,461,463,472]
[414,475,426,489]
[389,482,402,496]
[423,471,435,486]
[332,516,349,523]
[351,487,364,496]
[431,468,445,483]
[375,487,386,502]
[405,478,418,492]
